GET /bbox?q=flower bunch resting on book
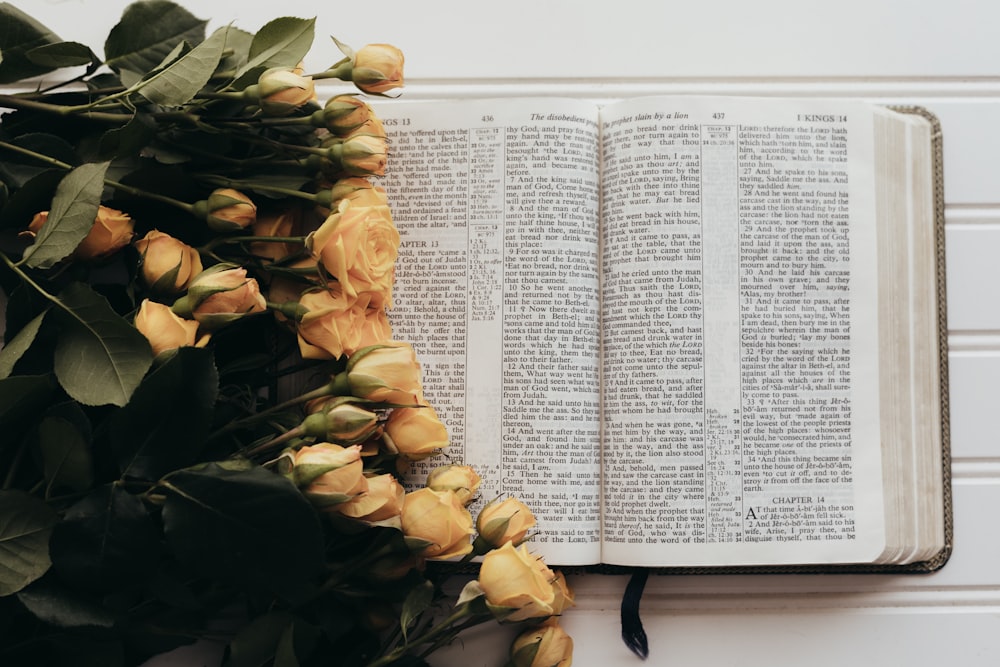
[0,2,572,666]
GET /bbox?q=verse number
[712,112,726,120]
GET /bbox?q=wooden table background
[12,1,1000,664]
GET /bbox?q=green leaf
[97,113,156,161]
[0,3,62,84]
[16,576,116,628]
[0,169,64,230]
[20,161,109,269]
[0,133,77,190]
[237,16,316,77]
[0,375,54,431]
[217,27,254,78]
[401,579,435,642]
[26,41,96,68]
[135,26,230,107]
[37,412,94,495]
[49,484,161,592]
[0,490,57,595]
[52,282,153,407]
[111,346,218,480]
[0,309,46,379]
[161,460,325,595]
[104,0,207,76]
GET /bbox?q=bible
[374,95,950,572]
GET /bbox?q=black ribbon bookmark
[620,568,650,660]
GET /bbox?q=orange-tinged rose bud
[400,487,473,560]
[510,620,573,667]
[352,44,404,95]
[135,230,203,294]
[321,95,374,135]
[338,472,405,523]
[204,189,256,232]
[76,206,135,260]
[479,542,557,622]
[134,299,209,356]
[307,200,399,308]
[384,405,449,461]
[27,206,135,262]
[27,211,45,235]
[477,497,537,548]
[173,264,267,330]
[294,443,367,509]
[344,115,387,141]
[299,402,381,446]
[427,464,481,505]
[257,67,316,116]
[345,342,423,405]
[337,133,387,176]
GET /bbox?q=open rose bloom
[308,200,399,308]
[296,285,392,360]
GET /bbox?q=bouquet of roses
[0,2,573,666]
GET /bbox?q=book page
[598,97,885,567]
[376,98,603,565]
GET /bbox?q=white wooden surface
[17,1,1000,665]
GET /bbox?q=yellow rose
[294,443,367,509]
[352,44,404,95]
[479,542,557,622]
[337,473,405,523]
[476,497,537,548]
[426,464,481,506]
[510,620,573,667]
[28,205,135,261]
[175,265,267,329]
[321,95,374,135]
[134,299,209,356]
[358,304,393,351]
[204,188,257,232]
[134,230,203,294]
[296,285,373,360]
[384,405,449,461]
[400,487,473,560]
[307,200,399,308]
[345,342,424,405]
[257,67,316,116]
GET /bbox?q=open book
[375,95,950,572]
